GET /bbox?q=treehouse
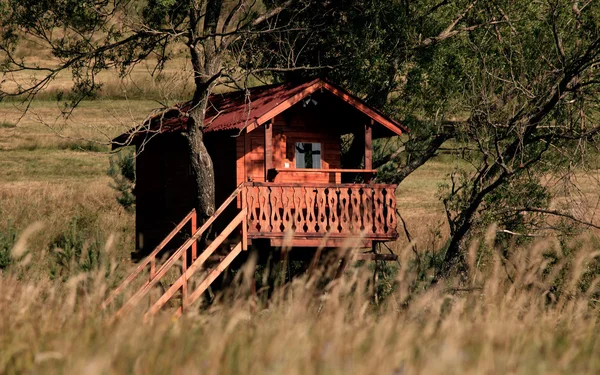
[114,77,405,256]
[107,78,406,318]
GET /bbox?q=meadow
[1,66,600,374]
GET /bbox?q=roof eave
[245,78,407,136]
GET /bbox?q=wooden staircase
[102,183,247,320]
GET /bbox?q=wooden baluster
[328,188,340,233]
[338,188,351,234]
[281,187,294,234]
[294,187,306,233]
[315,187,323,233]
[305,188,317,233]
[316,188,328,232]
[385,188,398,234]
[373,188,385,234]
[245,186,254,232]
[362,187,373,234]
[270,186,282,233]
[350,188,362,233]
[258,187,271,232]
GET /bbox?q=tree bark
[187,101,215,221]
[184,0,223,224]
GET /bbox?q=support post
[365,120,373,183]
[149,258,156,280]
[191,211,197,262]
[182,249,187,313]
[264,120,273,182]
[241,188,248,250]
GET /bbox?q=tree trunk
[184,0,223,225]
[187,102,215,222]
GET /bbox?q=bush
[107,148,136,212]
[0,224,17,270]
[49,216,103,280]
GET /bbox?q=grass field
[2,87,600,373]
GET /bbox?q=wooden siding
[135,132,239,257]
[135,134,196,257]
[240,104,345,186]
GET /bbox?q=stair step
[103,183,247,321]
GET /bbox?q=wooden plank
[276,168,377,174]
[144,210,246,318]
[112,184,244,318]
[247,232,395,240]
[184,242,243,310]
[242,216,248,251]
[190,211,197,261]
[269,238,372,248]
[181,245,187,313]
[101,209,196,310]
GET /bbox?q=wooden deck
[242,182,398,244]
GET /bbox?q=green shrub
[48,216,103,280]
[107,147,136,212]
[0,224,17,270]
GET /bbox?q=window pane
[312,143,321,168]
[295,143,305,168]
[295,142,321,169]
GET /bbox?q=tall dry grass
[1,227,599,374]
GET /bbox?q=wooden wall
[205,131,239,231]
[134,131,238,258]
[135,134,196,258]
[237,102,344,185]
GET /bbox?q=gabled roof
[112,78,406,147]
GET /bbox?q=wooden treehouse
[105,78,406,318]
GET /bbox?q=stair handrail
[105,182,245,317]
[144,208,247,319]
[101,209,197,310]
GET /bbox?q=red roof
[113,78,406,147]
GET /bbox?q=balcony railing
[242,182,398,240]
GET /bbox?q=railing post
[241,186,248,250]
[191,210,197,262]
[182,247,187,313]
[148,257,156,307]
[242,208,248,251]
[149,257,156,281]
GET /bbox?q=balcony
[242,182,398,245]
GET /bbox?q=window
[295,142,321,169]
